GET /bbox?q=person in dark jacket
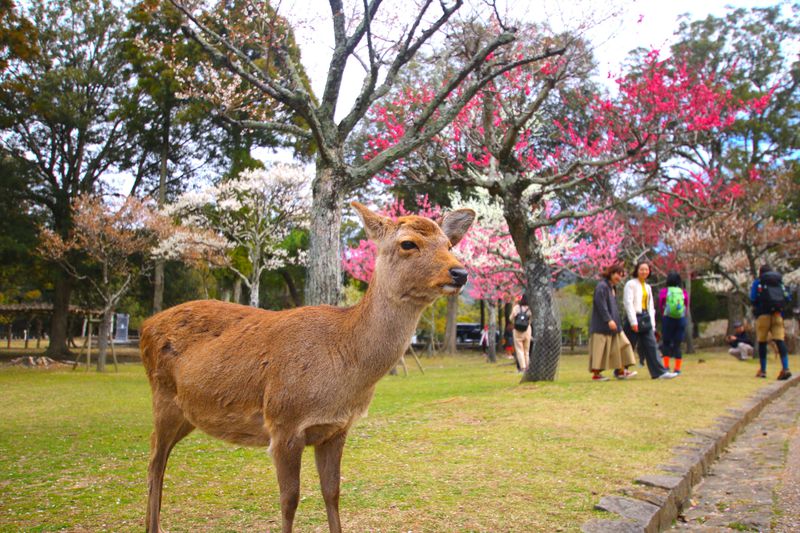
[727,321,753,360]
[588,264,637,381]
[750,264,792,379]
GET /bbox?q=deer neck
[348,279,427,380]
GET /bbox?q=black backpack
[758,271,786,313]
[514,307,530,331]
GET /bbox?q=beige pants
[756,313,785,343]
[728,343,754,360]
[513,329,531,371]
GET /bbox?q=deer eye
[400,241,418,251]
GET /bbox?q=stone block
[595,495,659,528]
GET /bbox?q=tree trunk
[306,162,344,305]
[443,293,458,353]
[46,270,72,358]
[726,291,745,332]
[96,309,113,372]
[684,268,695,354]
[153,258,165,314]
[480,299,485,329]
[487,302,497,362]
[521,251,561,382]
[233,278,242,304]
[152,107,171,314]
[249,276,260,308]
[281,269,302,307]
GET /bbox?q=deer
[140,201,475,533]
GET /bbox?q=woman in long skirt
[588,264,638,381]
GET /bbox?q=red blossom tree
[366,23,759,380]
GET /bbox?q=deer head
[352,201,475,305]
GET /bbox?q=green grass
[0,350,791,532]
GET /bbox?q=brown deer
[140,201,475,532]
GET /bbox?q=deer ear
[439,208,475,247]
[352,201,393,242]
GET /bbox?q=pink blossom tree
[344,190,624,360]
[449,189,624,361]
[367,24,758,380]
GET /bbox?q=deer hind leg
[146,395,195,533]
[314,432,347,533]
[270,433,305,533]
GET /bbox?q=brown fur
[141,202,475,533]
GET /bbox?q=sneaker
[777,369,792,381]
[755,370,767,378]
[615,370,638,380]
[656,371,677,380]
[674,370,681,375]
[592,374,610,382]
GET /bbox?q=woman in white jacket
[623,261,676,379]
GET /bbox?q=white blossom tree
[164,163,310,308]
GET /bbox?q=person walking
[510,295,532,373]
[588,264,638,381]
[659,271,689,374]
[624,261,677,379]
[750,264,792,380]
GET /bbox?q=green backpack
[664,286,685,319]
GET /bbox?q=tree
[669,5,799,176]
[0,0,136,356]
[638,4,800,332]
[165,163,310,308]
[368,19,756,381]
[125,0,307,313]
[449,188,623,362]
[39,195,165,371]
[666,171,800,322]
[164,0,567,306]
[0,0,37,73]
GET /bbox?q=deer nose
[449,267,468,287]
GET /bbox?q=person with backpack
[750,264,792,380]
[658,271,689,374]
[509,295,532,373]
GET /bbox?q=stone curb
[581,374,800,533]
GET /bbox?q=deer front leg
[271,434,305,533]
[314,432,347,533]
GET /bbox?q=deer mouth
[441,284,463,294]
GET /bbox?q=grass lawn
[0,349,793,532]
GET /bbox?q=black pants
[625,313,668,378]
